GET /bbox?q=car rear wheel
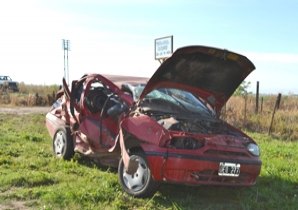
[118,152,158,197]
[53,127,74,160]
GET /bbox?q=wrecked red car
[46,45,261,197]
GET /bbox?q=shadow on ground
[154,176,298,210]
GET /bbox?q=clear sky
[0,0,297,94]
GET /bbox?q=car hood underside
[139,46,255,112]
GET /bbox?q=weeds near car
[0,113,297,209]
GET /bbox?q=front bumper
[146,152,261,186]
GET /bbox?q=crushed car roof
[103,74,149,88]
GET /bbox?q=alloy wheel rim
[122,156,149,192]
[54,131,65,156]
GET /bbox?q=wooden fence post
[255,81,259,114]
[268,93,282,135]
[261,97,263,113]
[276,93,282,110]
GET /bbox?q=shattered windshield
[133,86,214,116]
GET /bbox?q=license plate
[218,162,240,177]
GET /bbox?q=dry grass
[0,82,59,106]
[223,95,298,140]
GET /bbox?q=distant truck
[0,75,19,92]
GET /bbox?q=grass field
[0,113,297,209]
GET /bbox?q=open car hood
[139,46,255,113]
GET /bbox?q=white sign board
[155,36,173,60]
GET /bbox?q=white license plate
[218,162,240,177]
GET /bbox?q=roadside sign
[154,36,173,60]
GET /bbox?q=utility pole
[62,39,70,84]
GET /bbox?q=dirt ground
[0,106,50,115]
[0,201,31,210]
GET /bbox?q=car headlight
[247,143,260,156]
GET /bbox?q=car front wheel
[53,127,74,160]
[118,152,158,197]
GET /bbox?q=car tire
[53,127,74,160]
[118,152,158,197]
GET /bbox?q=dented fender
[120,114,170,146]
[117,115,170,175]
